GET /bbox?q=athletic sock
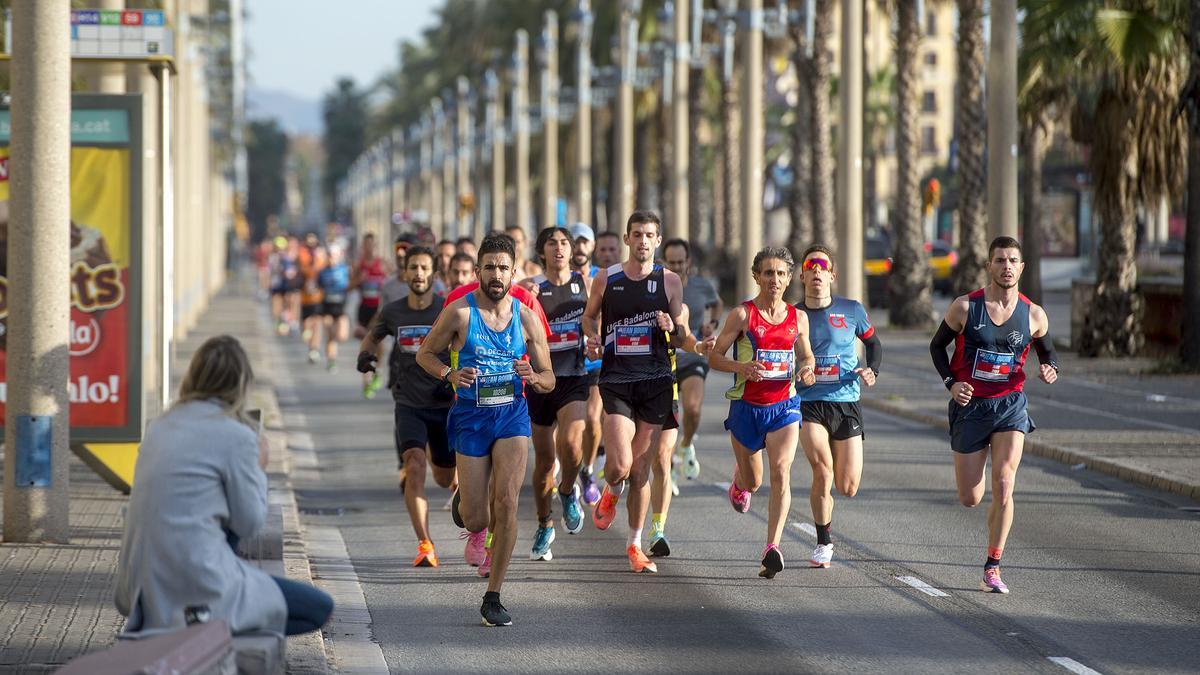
[651,513,666,536]
[627,527,642,548]
[986,546,1003,569]
[816,522,832,546]
[584,463,594,475]
[484,531,494,548]
[483,590,500,603]
[538,515,552,528]
[611,480,627,498]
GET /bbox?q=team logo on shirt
[754,324,767,337]
[829,314,848,329]
[571,282,580,294]
[1007,330,1024,347]
[647,280,658,293]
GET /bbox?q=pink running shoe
[461,530,487,567]
[592,486,619,530]
[477,550,492,578]
[981,567,1009,594]
[728,474,751,513]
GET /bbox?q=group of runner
[276,210,1057,627]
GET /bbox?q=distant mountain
[247,87,322,136]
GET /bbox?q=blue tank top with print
[456,293,527,407]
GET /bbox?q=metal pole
[541,12,560,228]
[487,68,506,231]
[442,97,456,239]
[670,0,689,242]
[836,0,864,303]
[987,0,1018,240]
[92,0,126,92]
[738,0,764,302]
[457,77,473,239]
[514,30,532,236]
[615,3,638,256]
[430,101,445,239]
[5,0,72,543]
[159,65,174,411]
[575,0,594,227]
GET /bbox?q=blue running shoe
[530,524,556,561]
[560,487,584,534]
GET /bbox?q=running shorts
[599,376,674,426]
[800,401,864,441]
[447,397,532,458]
[357,303,378,329]
[724,395,803,452]
[322,301,346,319]
[527,374,591,426]
[394,404,453,468]
[676,352,710,382]
[300,303,323,321]
[948,390,1035,454]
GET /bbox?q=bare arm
[417,301,471,386]
[708,305,760,381]
[794,311,817,386]
[515,305,556,394]
[663,269,685,335]
[582,266,607,340]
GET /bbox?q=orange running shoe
[627,545,658,573]
[413,540,439,567]
[592,486,619,530]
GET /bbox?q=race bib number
[755,349,794,380]
[813,355,841,384]
[972,349,1015,382]
[396,325,430,354]
[476,371,516,407]
[361,280,381,299]
[615,325,652,355]
[548,320,582,352]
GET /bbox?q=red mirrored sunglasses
[802,257,831,272]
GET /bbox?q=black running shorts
[357,303,378,329]
[800,400,865,441]
[394,403,454,469]
[322,301,345,319]
[527,374,591,427]
[300,303,323,321]
[600,376,674,426]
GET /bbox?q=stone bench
[57,620,235,675]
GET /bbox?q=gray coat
[115,399,286,635]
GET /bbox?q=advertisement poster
[0,100,142,441]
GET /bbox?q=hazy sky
[246,0,441,99]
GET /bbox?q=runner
[356,246,456,567]
[268,236,297,335]
[417,233,555,626]
[317,244,351,372]
[446,251,477,291]
[661,238,723,486]
[708,247,816,579]
[795,245,882,568]
[456,236,478,260]
[521,227,590,561]
[582,210,685,573]
[568,222,603,505]
[297,232,327,363]
[351,233,388,340]
[505,225,543,282]
[434,239,457,293]
[929,235,1058,594]
[381,234,415,307]
[593,230,622,268]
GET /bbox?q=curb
[860,396,1200,504]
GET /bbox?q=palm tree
[787,13,813,254]
[888,0,934,327]
[863,66,896,234]
[809,0,836,248]
[952,0,988,296]
[1182,0,1200,371]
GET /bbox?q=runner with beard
[582,211,685,573]
[930,236,1058,594]
[418,234,555,626]
[356,246,455,567]
[568,222,603,505]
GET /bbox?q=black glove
[356,350,377,374]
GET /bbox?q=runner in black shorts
[356,245,455,568]
[520,227,591,561]
[795,245,882,569]
[582,210,686,574]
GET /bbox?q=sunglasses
[803,257,832,272]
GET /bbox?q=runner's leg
[764,423,799,547]
[531,423,557,525]
[831,435,864,497]
[680,376,704,448]
[987,431,1025,552]
[800,423,835,526]
[401,447,432,542]
[487,436,529,594]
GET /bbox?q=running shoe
[450,489,464,528]
[759,544,784,579]
[362,379,377,400]
[679,443,700,479]
[728,474,751,513]
[462,530,487,567]
[648,532,671,558]
[480,595,511,627]
[560,487,584,534]
[669,466,680,496]
[276,321,289,336]
[579,469,601,506]
[326,359,337,373]
[477,550,492,578]
[627,545,658,573]
[307,349,320,364]
[530,524,556,561]
[369,371,383,392]
[981,567,1009,594]
[592,485,619,530]
[413,540,439,567]
[810,543,833,568]
[302,328,313,342]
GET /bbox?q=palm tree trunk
[952,0,988,296]
[787,25,813,256]
[657,96,671,218]
[1021,116,1050,306]
[635,116,653,209]
[1183,0,1200,371]
[889,0,933,327]
[722,71,741,253]
[809,0,835,248]
[688,65,706,244]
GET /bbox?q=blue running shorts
[724,395,803,453]
[947,390,1036,454]
[447,397,532,458]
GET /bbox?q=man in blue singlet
[417,233,556,627]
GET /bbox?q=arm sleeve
[861,332,882,373]
[222,426,269,539]
[929,320,958,387]
[1032,334,1059,370]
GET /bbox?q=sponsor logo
[829,314,847,329]
[1007,330,1024,347]
[647,280,658,293]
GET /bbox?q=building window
[922,91,937,113]
[925,10,937,36]
[924,53,937,66]
[921,126,938,155]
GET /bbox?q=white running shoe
[680,444,700,480]
[810,543,833,568]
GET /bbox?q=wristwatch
[441,367,454,384]
[943,376,955,390]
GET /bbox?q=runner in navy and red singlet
[930,236,1059,595]
[708,247,816,579]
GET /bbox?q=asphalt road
[270,323,1200,674]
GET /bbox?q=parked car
[927,239,958,294]
[864,236,959,308]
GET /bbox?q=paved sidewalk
[864,327,1200,503]
[0,283,330,672]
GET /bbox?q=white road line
[306,524,389,674]
[895,575,950,597]
[714,481,731,491]
[791,522,817,537]
[1047,656,1104,675]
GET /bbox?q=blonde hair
[176,335,254,423]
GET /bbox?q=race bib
[361,280,381,299]
[548,320,582,352]
[324,291,346,304]
[615,325,652,355]
[813,355,841,384]
[395,325,430,354]
[972,349,1015,382]
[755,349,794,380]
[475,371,516,407]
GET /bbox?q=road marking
[791,522,817,537]
[307,524,389,674]
[1047,656,1103,675]
[714,481,731,491]
[895,575,949,597]
[1036,396,1200,436]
